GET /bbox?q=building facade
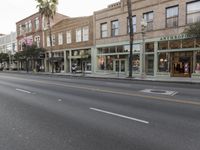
[93,0,200,78]
[44,16,94,73]
[0,32,17,69]
[16,12,67,71]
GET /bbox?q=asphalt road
[0,72,200,150]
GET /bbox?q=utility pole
[127,0,133,78]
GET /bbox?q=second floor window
[58,33,63,45]
[111,20,119,37]
[127,16,136,33]
[187,1,200,24]
[101,23,108,38]
[76,28,82,42]
[28,20,32,32]
[66,31,71,44]
[34,17,39,31]
[144,11,154,31]
[47,35,55,47]
[166,6,178,28]
[83,26,89,41]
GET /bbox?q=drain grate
[140,89,178,96]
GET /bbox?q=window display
[158,53,169,72]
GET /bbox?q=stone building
[93,0,200,78]
[44,16,94,73]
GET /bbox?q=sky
[0,0,119,34]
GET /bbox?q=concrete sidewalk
[2,70,200,84]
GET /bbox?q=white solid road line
[16,88,31,94]
[90,107,149,124]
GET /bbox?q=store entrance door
[171,52,193,77]
[114,59,126,72]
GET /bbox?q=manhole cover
[150,90,166,93]
[140,89,178,96]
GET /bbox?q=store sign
[160,34,194,41]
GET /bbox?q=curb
[1,71,200,85]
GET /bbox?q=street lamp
[141,18,147,78]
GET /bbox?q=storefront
[95,35,200,79]
[157,35,200,78]
[96,44,142,75]
[70,49,91,73]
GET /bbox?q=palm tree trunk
[48,17,54,73]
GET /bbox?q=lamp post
[141,18,147,78]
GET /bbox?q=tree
[36,0,58,73]
[14,44,45,71]
[0,53,9,63]
[184,21,200,38]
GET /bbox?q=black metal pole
[127,0,134,78]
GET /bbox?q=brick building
[93,0,200,78]
[44,16,94,73]
[16,12,67,71]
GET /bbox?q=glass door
[114,59,126,72]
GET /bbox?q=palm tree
[36,0,58,73]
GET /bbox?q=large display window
[195,52,200,73]
[132,55,140,73]
[158,53,169,72]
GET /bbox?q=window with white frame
[34,36,40,47]
[58,33,63,45]
[47,36,50,47]
[76,28,82,42]
[100,23,108,38]
[166,6,178,28]
[19,24,23,35]
[187,1,200,24]
[52,34,56,46]
[127,16,136,33]
[111,20,119,37]
[25,22,28,32]
[143,11,154,31]
[34,17,39,31]
[83,26,89,41]
[66,31,72,44]
[28,20,32,32]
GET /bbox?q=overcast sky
[0,0,119,34]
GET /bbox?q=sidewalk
[2,70,200,84]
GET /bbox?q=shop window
[182,39,195,48]
[98,56,114,71]
[169,40,181,49]
[158,53,169,72]
[143,11,153,31]
[158,41,168,50]
[145,42,154,52]
[195,52,200,73]
[111,20,119,37]
[127,16,136,33]
[132,55,140,73]
[187,1,200,24]
[166,6,178,28]
[196,38,200,47]
[100,23,108,38]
